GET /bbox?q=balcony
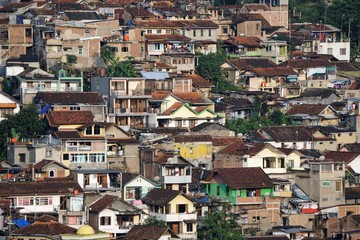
[113,107,149,116]
[151,212,197,222]
[237,196,263,205]
[163,175,192,184]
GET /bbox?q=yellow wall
[174,142,212,160]
[168,195,194,213]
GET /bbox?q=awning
[39,104,51,114]
[0,103,16,109]
[12,218,30,228]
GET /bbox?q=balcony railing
[151,212,197,222]
[163,175,192,184]
[114,107,148,114]
[272,191,292,197]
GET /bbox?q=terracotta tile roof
[293,23,338,33]
[172,92,211,104]
[33,159,68,171]
[124,225,169,240]
[153,152,175,164]
[286,104,329,115]
[105,0,141,6]
[56,3,90,11]
[218,141,268,155]
[151,92,171,101]
[341,143,360,152]
[335,61,358,72]
[301,88,337,98]
[34,92,105,105]
[142,188,183,206]
[145,34,191,42]
[125,6,156,18]
[46,111,94,126]
[29,8,57,15]
[191,168,214,183]
[258,126,317,142]
[0,179,83,197]
[135,20,218,29]
[227,58,277,70]
[323,151,360,164]
[54,130,82,139]
[194,106,206,113]
[348,81,360,90]
[11,220,77,235]
[155,62,175,69]
[0,2,34,12]
[279,59,335,68]
[89,195,117,212]
[225,36,262,48]
[186,74,212,88]
[174,134,212,143]
[191,122,231,133]
[162,102,183,115]
[244,3,270,11]
[211,137,243,146]
[215,167,274,189]
[251,67,297,77]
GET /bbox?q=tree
[100,45,116,64]
[106,57,137,77]
[143,216,167,227]
[0,104,45,159]
[198,202,244,240]
[65,54,77,75]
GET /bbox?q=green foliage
[198,202,244,240]
[143,216,167,227]
[106,57,138,77]
[226,95,292,134]
[1,78,12,95]
[0,105,45,159]
[100,45,116,64]
[65,54,77,75]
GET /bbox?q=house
[316,126,357,149]
[279,59,336,89]
[142,188,197,239]
[188,74,213,98]
[297,88,340,105]
[103,122,140,173]
[124,225,179,240]
[75,169,121,192]
[252,125,337,152]
[285,104,340,126]
[345,187,360,204]
[211,97,252,120]
[0,178,83,223]
[10,215,77,240]
[206,167,280,233]
[323,151,360,174]
[88,195,143,238]
[91,77,153,130]
[261,39,288,64]
[340,143,360,152]
[271,225,313,239]
[121,173,159,202]
[222,36,263,57]
[30,159,69,181]
[231,12,271,38]
[149,92,219,128]
[34,91,106,122]
[295,159,345,208]
[0,90,21,121]
[144,34,195,74]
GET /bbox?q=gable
[105,124,129,138]
[169,194,194,207]
[125,176,157,188]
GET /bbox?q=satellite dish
[154,176,160,182]
[319,156,325,161]
[237,133,243,137]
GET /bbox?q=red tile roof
[124,225,170,240]
[46,111,94,126]
[135,20,218,29]
[286,104,329,115]
[174,134,213,143]
[162,102,183,115]
[215,167,274,189]
[279,59,335,68]
[89,195,117,212]
[187,74,213,88]
[251,67,297,77]
[211,137,243,147]
[11,220,77,235]
[173,92,210,104]
[151,92,171,100]
[145,34,191,42]
[218,141,268,155]
[225,36,263,48]
[323,151,360,164]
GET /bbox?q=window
[208,29,212,37]
[186,223,193,232]
[256,24,260,30]
[335,181,342,191]
[193,30,196,37]
[327,48,333,55]
[0,29,8,39]
[322,180,331,187]
[222,27,228,34]
[252,216,260,223]
[177,204,187,213]
[340,48,346,55]
[25,28,32,37]
[141,46,144,52]
[70,106,80,111]
[63,154,69,161]
[247,47,256,51]
[154,44,161,50]
[200,29,204,37]
[322,198,328,202]
[176,120,182,127]
[94,125,101,135]
[334,164,343,171]
[189,147,193,154]
[349,133,353,136]
[78,46,83,54]
[86,127,92,135]
[146,29,152,34]
[49,170,56,178]
[226,186,230,196]
[157,29,161,34]
[140,30,145,36]
[18,153,26,163]
[121,47,128,52]
[217,186,220,195]
[100,216,111,225]
[321,164,332,172]
[46,149,52,157]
